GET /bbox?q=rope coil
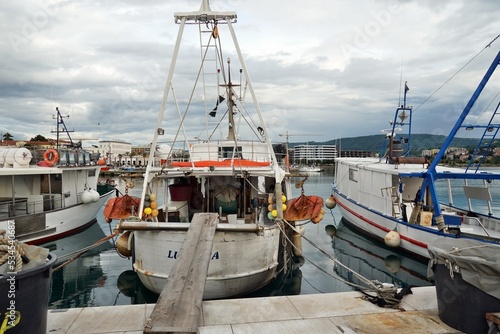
[0,230,29,272]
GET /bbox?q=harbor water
[47,169,476,309]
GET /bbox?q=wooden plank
[144,212,218,334]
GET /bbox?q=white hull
[333,194,438,258]
[133,225,281,299]
[15,191,113,244]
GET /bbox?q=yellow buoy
[144,207,152,215]
[384,229,401,247]
[281,195,286,203]
[271,209,278,217]
[268,194,275,204]
[116,231,132,257]
[282,203,287,211]
[312,213,324,224]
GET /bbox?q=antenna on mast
[52,107,74,150]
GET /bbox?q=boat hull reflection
[328,219,433,289]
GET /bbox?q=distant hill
[290,134,491,155]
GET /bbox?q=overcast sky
[1,0,499,149]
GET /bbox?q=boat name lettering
[167,250,178,259]
[166,250,219,260]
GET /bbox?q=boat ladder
[381,186,401,217]
[465,101,500,172]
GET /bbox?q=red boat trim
[335,196,428,249]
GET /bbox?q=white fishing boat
[333,50,500,259]
[112,1,324,299]
[298,165,322,173]
[0,108,114,245]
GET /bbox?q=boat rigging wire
[413,34,500,113]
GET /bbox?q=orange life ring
[44,149,59,166]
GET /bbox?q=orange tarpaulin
[171,159,270,167]
[285,195,325,223]
[103,195,141,220]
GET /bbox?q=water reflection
[43,223,114,309]
[41,221,112,260]
[116,270,159,304]
[327,220,432,290]
[114,260,304,303]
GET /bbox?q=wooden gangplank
[144,213,218,334]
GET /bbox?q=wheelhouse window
[219,146,242,159]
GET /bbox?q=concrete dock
[47,286,464,333]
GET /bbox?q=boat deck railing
[0,193,87,219]
[29,148,99,167]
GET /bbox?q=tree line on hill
[290,134,493,156]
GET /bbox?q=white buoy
[325,196,337,209]
[81,189,93,204]
[384,229,401,247]
[90,189,100,202]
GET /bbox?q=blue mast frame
[411,51,500,228]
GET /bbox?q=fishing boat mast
[388,81,413,157]
[52,107,75,150]
[225,59,237,142]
